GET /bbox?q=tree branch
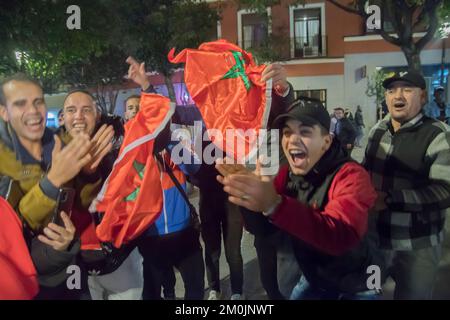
[416,6,440,51]
[326,0,360,15]
[397,1,413,43]
[376,29,403,46]
[413,8,426,30]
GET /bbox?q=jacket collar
[380,112,424,134]
[7,123,55,167]
[0,119,13,149]
[288,139,350,189]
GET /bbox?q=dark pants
[35,271,91,300]
[382,245,442,300]
[162,267,176,299]
[138,227,205,300]
[290,276,380,300]
[199,188,244,294]
[254,230,301,299]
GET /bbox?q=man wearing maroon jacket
[217,97,384,299]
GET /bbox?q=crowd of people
[0,54,450,301]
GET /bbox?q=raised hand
[47,134,93,188]
[216,159,278,212]
[216,173,279,212]
[82,124,114,174]
[126,56,150,91]
[261,63,289,96]
[37,211,76,251]
[215,157,251,178]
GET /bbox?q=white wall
[344,48,450,127]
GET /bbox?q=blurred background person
[354,105,365,148]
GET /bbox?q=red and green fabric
[168,39,272,161]
[94,94,175,248]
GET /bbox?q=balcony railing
[241,39,267,51]
[291,35,327,58]
[236,36,328,61]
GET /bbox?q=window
[293,8,323,58]
[241,13,268,50]
[294,89,327,108]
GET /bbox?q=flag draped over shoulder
[93,94,174,248]
[168,39,272,161]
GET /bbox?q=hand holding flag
[168,39,273,162]
[261,63,289,96]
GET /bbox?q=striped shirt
[363,112,450,250]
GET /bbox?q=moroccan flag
[93,93,175,248]
[168,39,272,162]
[0,198,39,299]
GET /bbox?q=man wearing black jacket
[333,107,356,155]
[354,105,365,148]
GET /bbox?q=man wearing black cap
[363,71,450,299]
[217,98,384,299]
[424,86,450,125]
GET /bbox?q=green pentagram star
[221,51,251,91]
[124,160,145,202]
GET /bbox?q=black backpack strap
[155,153,198,218]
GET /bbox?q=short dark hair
[0,73,43,106]
[334,107,345,112]
[125,94,141,106]
[63,88,96,107]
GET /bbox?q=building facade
[208,0,450,127]
[48,1,448,128]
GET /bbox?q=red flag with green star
[93,93,175,248]
[168,39,272,162]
